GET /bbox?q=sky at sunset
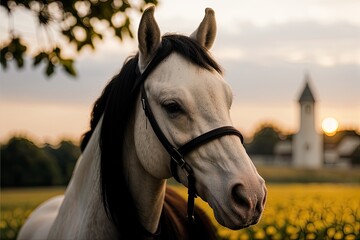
[1,0,359,145]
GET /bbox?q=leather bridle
[135,44,244,222]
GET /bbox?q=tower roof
[298,73,316,103]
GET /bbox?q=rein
[134,42,244,223]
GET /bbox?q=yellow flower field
[174,184,360,240]
[1,184,359,240]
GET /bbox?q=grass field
[1,184,359,240]
[256,166,360,183]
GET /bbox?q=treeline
[1,137,81,187]
[0,125,285,188]
[2,125,359,187]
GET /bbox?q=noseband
[134,43,244,222]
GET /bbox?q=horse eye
[163,102,183,116]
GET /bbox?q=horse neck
[49,116,117,239]
[122,109,167,234]
[51,114,167,238]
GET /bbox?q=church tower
[293,74,323,168]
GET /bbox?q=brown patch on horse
[158,186,218,240]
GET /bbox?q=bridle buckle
[171,148,193,176]
[171,148,186,168]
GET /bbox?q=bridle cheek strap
[141,82,244,222]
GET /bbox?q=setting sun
[322,117,339,136]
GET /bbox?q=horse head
[133,6,267,230]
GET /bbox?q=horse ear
[138,6,161,71]
[190,8,217,49]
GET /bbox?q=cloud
[204,20,360,111]
[0,47,133,105]
[214,20,360,65]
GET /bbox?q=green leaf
[12,37,27,68]
[119,2,130,12]
[33,52,47,66]
[61,59,76,76]
[38,8,51,25]
[0,46,9,69]
[46,60,55,76]
[15,55,24,68]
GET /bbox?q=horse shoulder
[17,195,64,240]
[161,186,218,240]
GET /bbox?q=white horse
[17,6,267,240]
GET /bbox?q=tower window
[305,104,311,114]
[304,143,310,151]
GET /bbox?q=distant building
[292,75,323,168]
[256,73,360,168]
[323,133,360,167]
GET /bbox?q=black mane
[80,34,222,239]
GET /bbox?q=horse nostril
[256,200,263,213]
[262,188,267,206]
[231,184,251,209]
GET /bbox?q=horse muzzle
[227,180,268,229]
[208,174,268,230]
